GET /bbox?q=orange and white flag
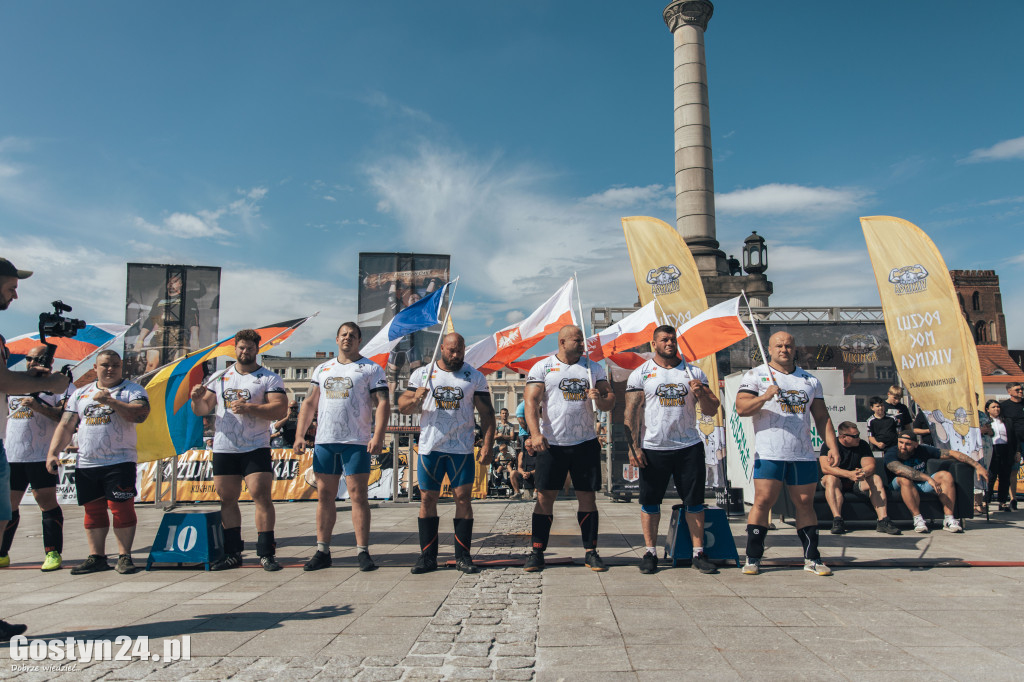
[676,296,750,362]
[465,278,576,374]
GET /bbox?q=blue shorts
[0,441,11,522]
[753,459,818,486]
[418,451,474,492]
[891,477,934,494]
[313,443,372,476]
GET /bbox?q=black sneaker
[260,555,282,572]
[115,554,137,575]
[523,549,545,573]
[455,556,480,574]
[0,620,27,643]
[410,553,437,574]
[210,552,243,571]
[876,518,902,535]
[638,551,658,574]
[70,554,110,575]
[584,550,608,572]
[830,517,847,534]
[357,551,377,572]
[692,552,718,574]
[304,550,332,571]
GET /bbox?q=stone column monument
[663,1,772,305]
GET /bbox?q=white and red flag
[675,295,750,362]
[465,278,576,374]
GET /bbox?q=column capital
[663,1,714,33]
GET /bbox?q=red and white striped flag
[675,295,750,362]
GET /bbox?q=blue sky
[2,1,1022,356]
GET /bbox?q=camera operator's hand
[43,371,70,394]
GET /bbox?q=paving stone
[494,643,536,657]
[401,655,445,667]
[411,641,451,655]
[448,669,494,680]
[451,641,493,656]
[449,655,494,668]
[493,671,535,681]
[354,668,404,682]
[362,656,404,667]
[495,656,534,670]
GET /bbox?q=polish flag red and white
[675,295,750,362]
[465,278,577,374]
[507,301,659,373]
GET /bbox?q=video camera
[37,300,85,372]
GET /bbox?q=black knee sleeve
[41,507,63,554]
[577,510,599,551]
[797,525,820,562]
[418,516,440,557]
[532,513,553,552]
[223,526,244,555]
[745,524,768,560]
[1,509,20,556]
[453,517,473,560]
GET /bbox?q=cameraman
[0,258,71,642]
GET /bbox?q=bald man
[735,332,839,576]
[523,325,615,572]
[398,333,496,574]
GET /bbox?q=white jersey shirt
[66,381,149,468]
[211,365,286,453]
[5,388,71,463]
[626,359,708,451]
[527,355,607,447]
[408,362,489,455]
[311,357,388,445]
[737,364,823,462]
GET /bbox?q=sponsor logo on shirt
[83,402,114,425]
[432,386,465,410]
[779,390,809,415]
[323,376,353,399]
[223,388,252,405]
[654,383,688,407]
[558,378,589,401]
[888,264,929,295]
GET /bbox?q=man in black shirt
[819,421,900,535]
[999,382,1024,507]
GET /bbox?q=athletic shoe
[0,620,27,643]
[638,551,658,574]
[303,550,332,571]
[70,554,110,575]
[455,556,480,574]
[741,558,760,575]
[261,555,282,572]
[943,519,964,533]
[357,551,378,572]
[410,553,438,574]
[0,555,9,568]
[40,551,63,572]
[210,552,243,571]
[913,518,930,533]
[115,554,137,575]
[803,559,833,576]
[523,549,545,572]
[876,518,902,535]
[830,518,847,534]
[692,552,718,574]
[584,550,608,572]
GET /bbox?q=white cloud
[716,183,868,216]
[132,186,268,240]
[962,136,1024,163]
[580,184,672,209]
[762,245,879,307]
[358,90,433,123]
[323,195,337,202]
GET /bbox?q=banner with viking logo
[621,216,726,487]
[861,216,982,461]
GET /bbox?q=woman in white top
[984,400,1015,511]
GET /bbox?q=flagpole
[199,314,317,389]
[742,290,782,400]
[426,278,458,390]
[652,293,669,327]
[573,272,597,411]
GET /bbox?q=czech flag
[136,317,312,462]
[5,323,130,368]
[361,282,452,368]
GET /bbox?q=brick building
[951,269,1008,346]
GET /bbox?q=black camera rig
[37,300,85,376]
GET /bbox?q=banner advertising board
[124,264,221,380]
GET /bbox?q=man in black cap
[0,258,72,641]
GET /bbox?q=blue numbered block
[146,510,225,571]
[664,504,741,568]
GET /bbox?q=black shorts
[76,462,137,505]
[638,443,705,507]
[535,438,602,492]
[212,448,273,477]
[9,461,59,492]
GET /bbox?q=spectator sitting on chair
[866,397,898,452]
[819,421,901,535]
[884,430,987,534]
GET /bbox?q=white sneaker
[741,558,760,575]
[914,518,929,533]
[943,519,963,533]
[803,559,833,576]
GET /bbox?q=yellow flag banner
[621,216,725,478]
[860,216,982,459]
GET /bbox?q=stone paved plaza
[1,496,1023,680]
